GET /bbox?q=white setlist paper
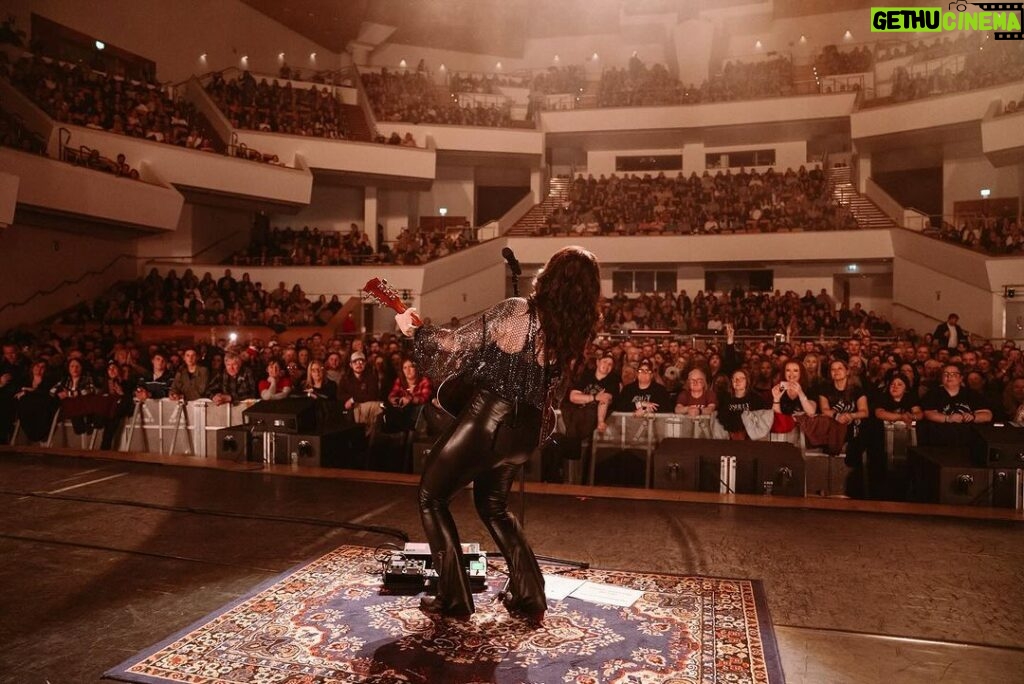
[543,574,587,601]
[568,581,644,607]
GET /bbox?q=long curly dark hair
[530,246,602,381]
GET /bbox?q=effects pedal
[382,542,488,591]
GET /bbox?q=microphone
[501,247,522,276]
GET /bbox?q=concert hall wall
[9,0,340,81]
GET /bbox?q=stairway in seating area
[341,104,373,142]
[506,176,571,236]
[826,163,898,230]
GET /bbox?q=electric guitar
[363,277,473,417]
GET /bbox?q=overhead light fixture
[399,59,408,68]
[278,52,285,61]
[553,54,560,63]
[755,40,763,49]
[799,35,807,43]
[980,188,991,198]
[95,40,105,50]
[309,52,317,60]
[591,52,599,60]
[844,30,853,40]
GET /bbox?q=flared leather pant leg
[418,396,502,614]
[418,391,545,615]
[473,463,546,612]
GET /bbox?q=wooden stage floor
[0,446,1021,683]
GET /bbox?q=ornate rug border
[103,545,786,684]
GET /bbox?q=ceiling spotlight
[980,188,991,198]
[241,55,248,62]
[495,61,502,70]
[755,40,763,49]
[199,53,207,61]
[553,54,560,63]
[278,52,285,60]
[310,52,316,60]
[591,52,599,60]
[800,35,807,43]
[439,63,446,71]
[95,40,105,50]
[844,30,853,39]
[399,59,408,68]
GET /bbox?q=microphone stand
[505,255,589,571]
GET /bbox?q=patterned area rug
[106,545,783,683]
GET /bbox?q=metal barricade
[590,412,661,488]
[119,398,257,457]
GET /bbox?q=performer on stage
[395,246,602,623]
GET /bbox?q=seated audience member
[674,368,717,416]
[135,351,174,400]
[1003,375,1024,423]
[259,360,293,400]
[100,360,133,450]
[338,351,383,435]
[716,369,771,440]
[565,355,620,436]
[169,348,209,402]
[13,360,57,443]
[207,352,258,405]
[49,357,101,435]
[865,371,923,498]
[385,358,432,431]
[919,363,993,447]
[818,359,871,492]
[302,361,337,400]
[612,358,673,415]
[771,360,818,419]
[50,357,97,399]
[0,342,29,442]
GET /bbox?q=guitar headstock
[363,277,407,314]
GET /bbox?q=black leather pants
[418,389,545,615]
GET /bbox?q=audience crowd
[58,269,344,330]
[227,223,473,267]
[205,71,351,139]
[934,214,1024,255]
[7,52,212,150]
[601,287,894,339]
[597,56,794,108]
[883,38,1024,104]
[3,292,1022,497]
[541,166,856,235]
[815,45,873,77]
[361,69,514,128]
[0,108,47,155]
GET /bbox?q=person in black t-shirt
[613,359,673,415]
[717,368,770,439]
[820,359,871,496]
[864,372,923,499]
[919,363,992,447]
[565,355,620,434]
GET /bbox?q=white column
[530,168,543,203]
[364,185,378,250]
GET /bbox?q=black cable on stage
[0,532,288,574]
[0,488,410,543]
